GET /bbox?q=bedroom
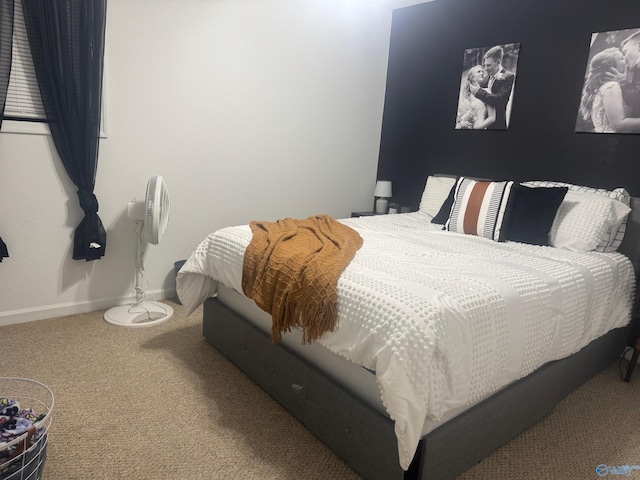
[2,0,640,479]
[0,0,395,324]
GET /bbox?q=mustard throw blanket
[242,214,363,344]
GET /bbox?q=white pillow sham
[522,180,631,252]
[419,175,457,217]
[548,191,631,252]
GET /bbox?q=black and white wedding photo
[454,43,520,130]
[576,28,640,134]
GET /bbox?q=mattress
[177,211,635,469]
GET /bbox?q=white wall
[0,0,392,325]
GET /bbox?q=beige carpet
[1,300,639,480]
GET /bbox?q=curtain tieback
[77,190,99,214]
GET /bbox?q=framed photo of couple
[453,29,640,134]
[454,43,520,131]
[575,28,640,134]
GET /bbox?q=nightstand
[351,211,377,218]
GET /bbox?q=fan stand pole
[103,221,174,327]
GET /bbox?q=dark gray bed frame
[201,197,640,480]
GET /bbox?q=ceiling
[367,0,433,9]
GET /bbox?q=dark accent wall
[377,0,640,210]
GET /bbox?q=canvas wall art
[575,28,640,134]
[455,43,520,130]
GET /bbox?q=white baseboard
[0,289,177,327]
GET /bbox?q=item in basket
[0,399,19,426]
[0,433,47,480]
[0,398,43,468]
[1,417,35,442]
[0,379,53,480]
[19,410,44,424]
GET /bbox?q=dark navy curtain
[22,0,107,261]
[0,0,13,262]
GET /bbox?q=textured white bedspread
[177,212,634,470]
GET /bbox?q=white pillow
[419,175,457,217]
[548,191,631,252]
[523,181,630,252]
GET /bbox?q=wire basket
[0,378,54,480]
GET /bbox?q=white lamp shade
[374,180,392,198]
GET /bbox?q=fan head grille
[144,175,170,245]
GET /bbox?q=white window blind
[4,0,45,120]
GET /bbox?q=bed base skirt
[202,297,629,480]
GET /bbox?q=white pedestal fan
[104,175,174,327]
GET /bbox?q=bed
[177,176,640,480]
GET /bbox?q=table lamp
[374,180,392,214]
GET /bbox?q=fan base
[104,301,174,328]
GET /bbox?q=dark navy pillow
[431,184,456,225]
[503,184,568,246]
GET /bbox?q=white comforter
[177,212,634,470]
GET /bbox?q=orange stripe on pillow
[463,181,490,235]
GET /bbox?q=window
[2,0,47,134]
[2,0,107,137]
